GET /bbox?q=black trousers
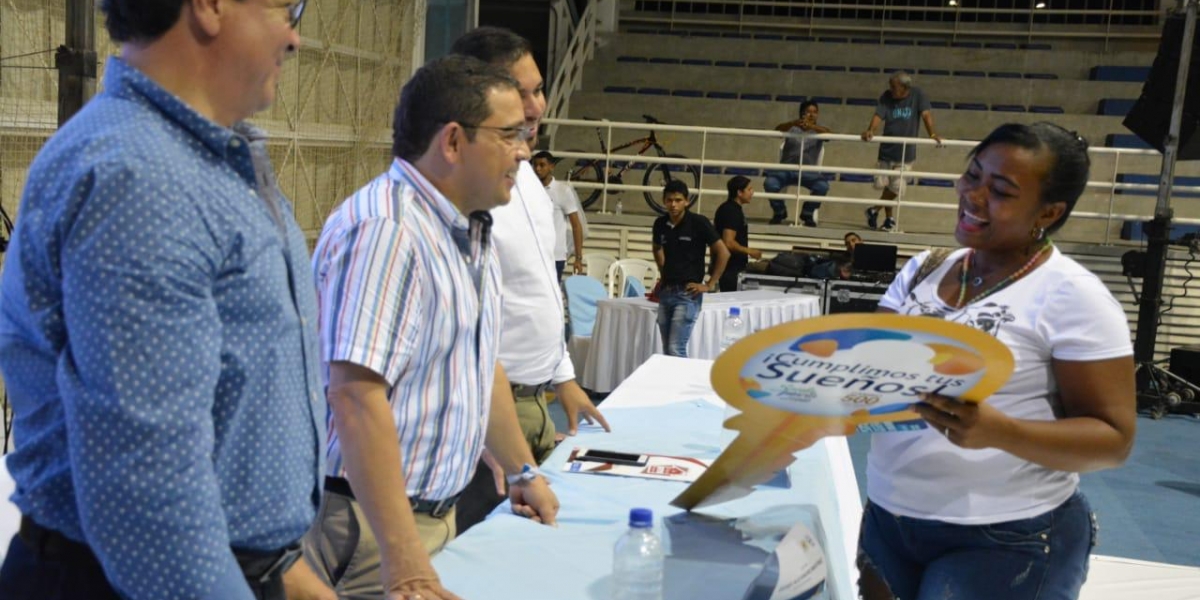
[719,269,742,292]
[0,517,291,600]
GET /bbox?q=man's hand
[930,133,945,147]
[283,559,337,600]
[861,130,875,142]
[748,248,763,260]
[509,476,559,526]
[684,281,710,296]
[555,380,611,436]
[384,570,463,600]
[572,258,584,274]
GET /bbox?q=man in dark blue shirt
[714,176,763,292]
[0,2,327,599]
[652,180,730,357]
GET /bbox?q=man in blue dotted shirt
[0,2,330,600]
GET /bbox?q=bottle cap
[629,507,653,528]
[729,307,741,317]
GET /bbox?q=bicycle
[566,114,702,215]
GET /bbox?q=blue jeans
[762,170,829,220]
[857,491,1097,600]
[656,286,703,357]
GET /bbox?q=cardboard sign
[672,313,1014,509]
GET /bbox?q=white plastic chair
[606,259,659,298]
[583,253,617,289]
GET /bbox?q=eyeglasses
[459,123,536,147]
[285,0,306,28]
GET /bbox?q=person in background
[763,100,832,226]
[0,1,330,599]
[861,71,943,232]
[304,55,559,600]
[715,175,763,292]
[844,231,863,254]
[533,150,586,279]
[861,123,1135,600]
[653,180,730,357]
[450,27,609,536]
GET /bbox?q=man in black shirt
[714,176,763,292]
[652,180,730,357]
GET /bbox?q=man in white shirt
[533,150,586,279]
[451,27,611,533]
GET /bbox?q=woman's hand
[912,392,1013,450]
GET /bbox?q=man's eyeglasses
[459,123,536,146]
[286,0,307,28]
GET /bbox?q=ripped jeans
[857,491,1096,600]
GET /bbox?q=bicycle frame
[591,126,666,179]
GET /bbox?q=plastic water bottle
[615,198,624,215]
[612,508,663,600]
[720,306,746,353]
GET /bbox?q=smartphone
[576,448,649,467]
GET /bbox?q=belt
[20,515,298,584]
[233,543,302,584]
[324,476,460,519]
[511,381,551,399]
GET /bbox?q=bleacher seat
[918,178,954,188]
[787,35,817,41]
[706,91,738,99]
[681,58,712,66]
[884,39,916,46]
[741,93,772,101]
[810,96,842,105]
[954,70,986,78]
[776,94,806,103]
[841,174,875,183]
[918,40,949,47]
[992,104,1027,112]
[637,88,670,95]
[722,32,753,39]
[1021,42,1052,50]
[1121,220,1200,242]
[852,38,880,45]
[985,42,1018,50]
[989,72,1022,79]
[604,86,637,94]
[1106,134,1155,150]
[749,62,779,69]
[954,102,988,111]
[1090,66,1151,82]
[628,28,657,34]
[756,33,784,40]
[951,41,983,48]
[725,167,761,176]
[1098,98,1138,116]
[692,31,721,37]
[616,56,647,63]
[919,69,951,76]
[1115,174,1200,198]
[715,60,747,68]
[671,89,704,97]
[1030,106,1065,114]
[819,37,849,43]
[703,166,722,175]
[782,64,813,70]
[850,66,881,74]
[846,98,877,106]
[816,65,847,72]
[1024,73,1058,80]
[648,57,680,64]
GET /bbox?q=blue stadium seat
[852,38,880,45]
[951,41,983,48]
[725,167,761,176]
[681,58,712,66]
[1122,220,1200,242]
[787,35,817,41]
[691,31,721,38]
[931,101,952,109]
[992,104,1027,112]
[776,94,807,103]
[1115,174,1200,198]
[628,28,657,34]
[756,33,785,40]
[984,42,1018,50]
[1098,98,1138,116]
[954,102,988,111]
[815,65,847,72]
[648,57,680,64]
[1021,42,1053,50]
[707,91,738,99]
[954,70,986,78]
[604,86,637,94]
[989,72,1023,79]
[819,37,849,43]
[749,62,779,69]
[846,98,877,106]
[918,40,949,47]
[616,56,647,63]
[1106,134,1154,150]
[715,60,747,68]
[841,174,875,183]
[884,39,916,46]
[919,69,951,76]
[1024,73,1059,80]
[850,66,881,74]
[671,89,704,98]
[1090,66,1151,82]
[637,88,670,96]
[1030,105,1065,114]
[782,63,813,71]
[740,93,772,101]
[810,96,842,105]
[702,166,723,175]
[722,32,754,39]
[918,178,954,188]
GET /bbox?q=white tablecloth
[580,290,820,393]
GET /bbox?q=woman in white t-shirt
[859,123,1136,600]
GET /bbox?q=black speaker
[1123,13,1200,160]
[1170,345,1200,387]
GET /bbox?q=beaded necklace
[955,241,1053,308]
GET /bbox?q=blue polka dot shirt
[0,58,325,599]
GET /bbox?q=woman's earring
[1031,225,1045,241]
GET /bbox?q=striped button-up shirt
[313,158,501,501]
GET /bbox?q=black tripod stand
[1131,0,1200,419]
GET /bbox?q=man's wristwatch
[505,463,544,486]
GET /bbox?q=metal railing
[546,116,1199,243]
[544,1,600,141]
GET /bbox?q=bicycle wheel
[565,149,607,209]
[642,153,701,215]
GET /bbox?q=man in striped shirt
[303,55,559,600]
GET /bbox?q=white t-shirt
[545,178,583,261]
[489,161,576,385]
[870,247,1132,524]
